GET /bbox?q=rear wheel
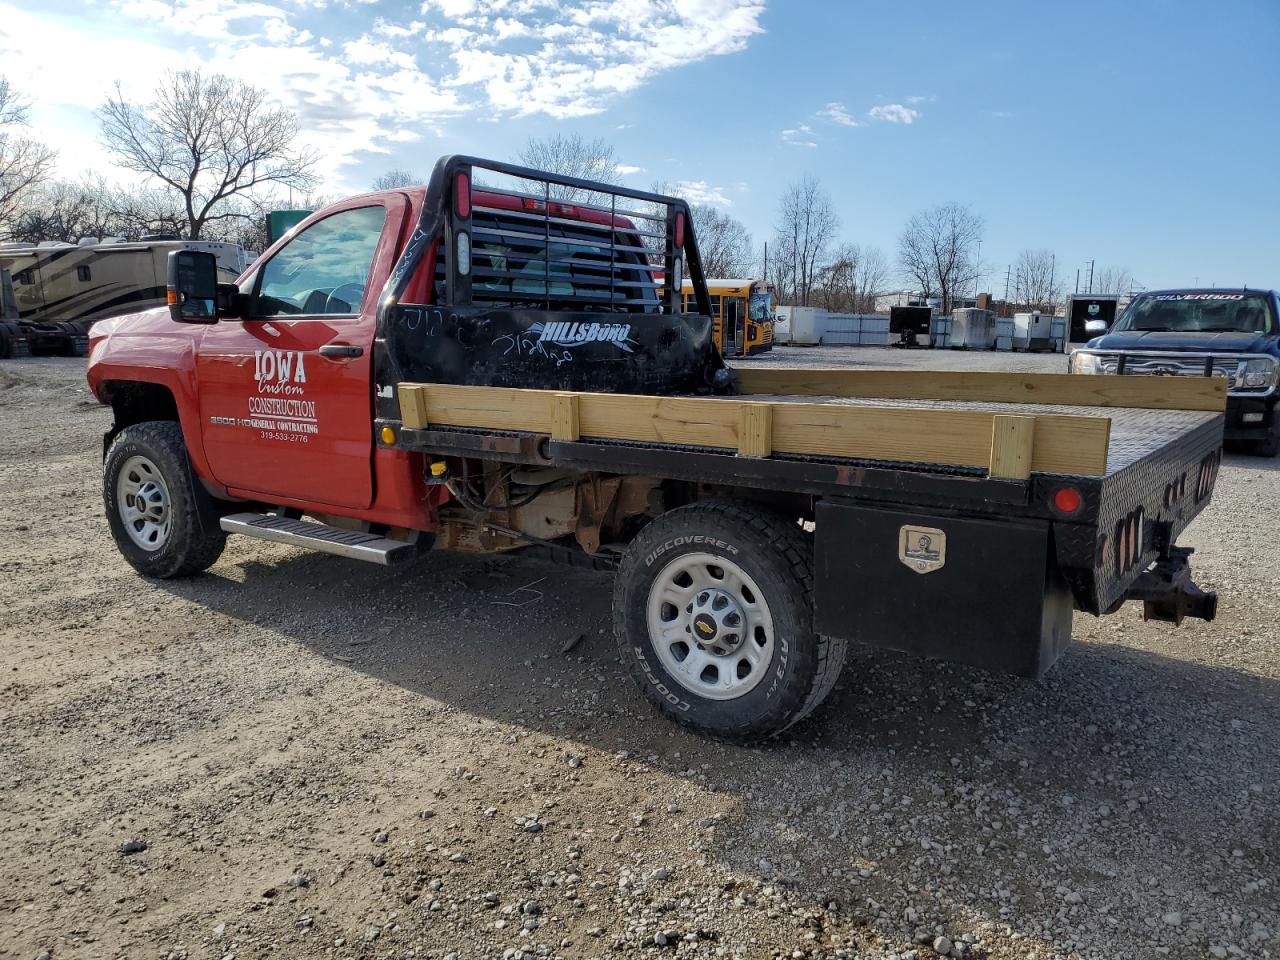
[104,421,226,578]
[613,500,846,741]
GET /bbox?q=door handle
[318,344,364,358]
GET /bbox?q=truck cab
[1070,288,1280,455]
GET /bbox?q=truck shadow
[159,545,1279,953]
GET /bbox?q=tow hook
[1124,545,1217,625]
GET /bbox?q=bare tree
[854,246,890,312]
[1090,264,1138,295]
[98,70,317,239]
[690,205,753,278]
[7,177,123,243]
[0,77,56,238]
[1013,248,1062,310]
[648,181,753,279]
[815,242,892,312]
[897,202,983,313]
[372,168,421,190]
[516,134,620,201]
[773,177,838,306]
[817,243,860,311]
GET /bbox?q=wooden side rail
[734,368,1227,412]
[397,383,1112,478]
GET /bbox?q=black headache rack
[372,155,729,404]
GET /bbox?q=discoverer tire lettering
[613,500,846,742]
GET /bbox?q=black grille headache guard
[375,155,730,397]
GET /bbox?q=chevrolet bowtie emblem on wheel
[899,525,946,574]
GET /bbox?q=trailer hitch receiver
[1124,545,1217,625]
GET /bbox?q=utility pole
[1075,268,1080,294]
[1050,253,1056,311]
[1003,264,1012,301]
[973,239,983,298]
[1086,259,1095,294]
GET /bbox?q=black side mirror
[167,250,220,323]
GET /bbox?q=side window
[77,265,92,282]
[254,205,387,317]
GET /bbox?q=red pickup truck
[87,156,1222,741]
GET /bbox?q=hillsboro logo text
[534,321,634,353]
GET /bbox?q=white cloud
[615,164,644,176]
[905,94,935,105]
[372,17,425,38]
[818,102,860,126]
[0,0,768,190]
[868,103,920,124]
[436,0,767,118]
[781,124,817,148]
[673,180,731,207]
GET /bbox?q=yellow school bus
[681,278,775,356]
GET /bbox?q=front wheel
[613,501,846,741]
[104,421,226,578]
[1251,423,1279,458]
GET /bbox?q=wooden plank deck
[733,368,1227,412]
[396,383,1117,478]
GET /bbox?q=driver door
[195,196,407,508]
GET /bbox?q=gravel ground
[0,349,1276,960]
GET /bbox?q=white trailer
[951,308,996,349]
[1013,311,1058,352]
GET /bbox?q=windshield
[749,291,772,321]
[1113,292,1275,334]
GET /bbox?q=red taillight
[1053,486,1082,515]
[549,202,578,218]
[521,197,542,211]
[454,172,471,218]
[674,210,685,247]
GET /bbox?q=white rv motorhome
[0,238,245,358]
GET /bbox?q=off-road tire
[104,421,226,578]
[613,500,846,741]
[1251,424,1280,458]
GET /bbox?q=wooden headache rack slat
[734,368,1227,412]
[396,383,1114,478]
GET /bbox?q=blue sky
[2,0,1277,291]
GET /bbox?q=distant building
[875,290,931,312]
[874,289,975,313]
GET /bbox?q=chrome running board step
[220,513,418,565]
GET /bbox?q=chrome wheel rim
[116,455,172,552]
[646,551,775,701]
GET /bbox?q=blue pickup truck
[1070,288,1280,456]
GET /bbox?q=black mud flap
[813,500,1074,678]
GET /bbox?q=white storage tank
[1049,316,1068,353]
[773,306,793,344]
[951,308,996,350]
[1013,311,1057,352]
[779,306,825,346]
[929,315,952,349]
[994,317,1015,351]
